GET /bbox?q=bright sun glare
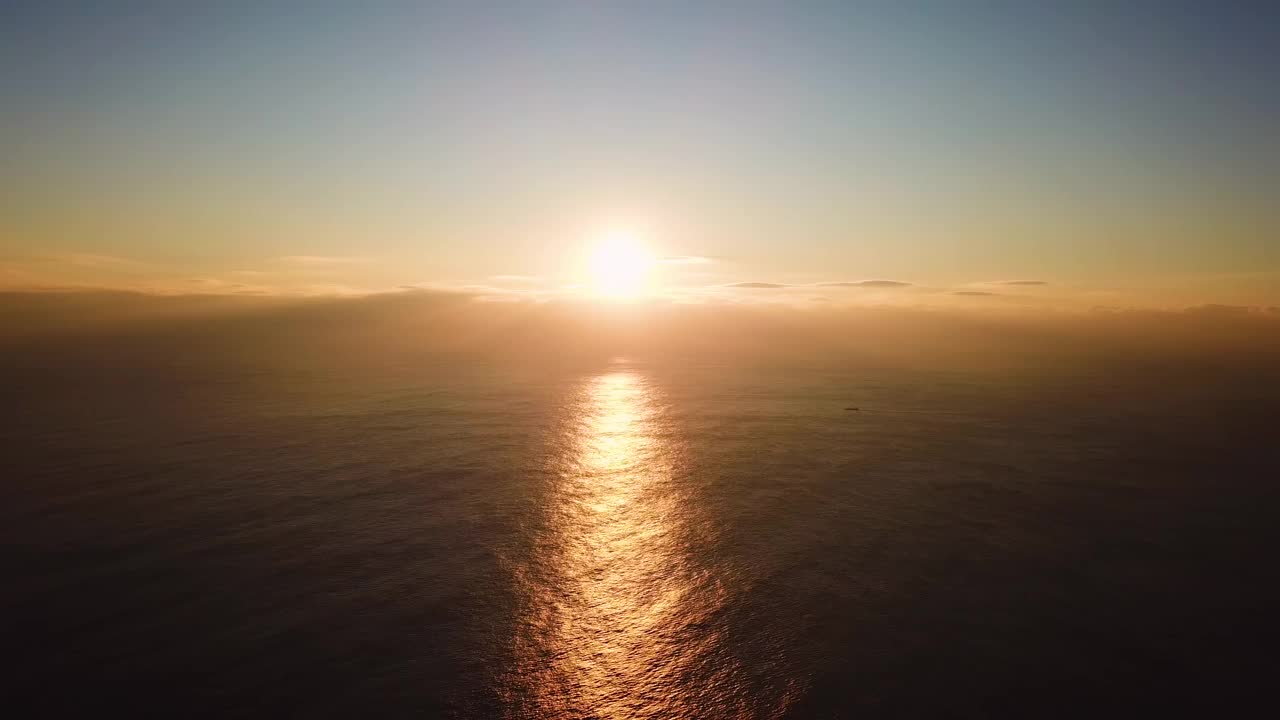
[589,231,655,299]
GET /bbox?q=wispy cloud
[953,290,998,297]
[724,282,790,289]
[0,252,164,291]
[276,255,374,266]
[815,280,912,288]
[489,274,545,285]
[995,280,1049,286]
[48,253,156,270]
[1184,303,1257,317]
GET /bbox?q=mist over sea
[5,295,1280,717]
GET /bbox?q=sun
[588,230,655,299]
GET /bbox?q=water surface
[6,356,1279,717]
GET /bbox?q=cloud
[953,291,998,297]
[816,280,912,288]
[724,282,790,289]
[489,274,544,285]
[6,288,1276,371]
[460,283,522,294]
[0,252,166,292]
[660,256,714,265]
[276,255,373,266]
[997,280,1049,286]
[47,253,156,270]
[1183,303,1255,317]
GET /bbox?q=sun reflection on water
[506,368,749,719]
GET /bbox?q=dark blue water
[5,354,1279,717]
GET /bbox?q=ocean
[6,350,1279,717]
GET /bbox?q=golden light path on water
[505,367,793,719]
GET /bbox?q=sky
[2,1,1278,308]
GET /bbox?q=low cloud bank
[816,280,912,288]
[4,289,1279,376]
